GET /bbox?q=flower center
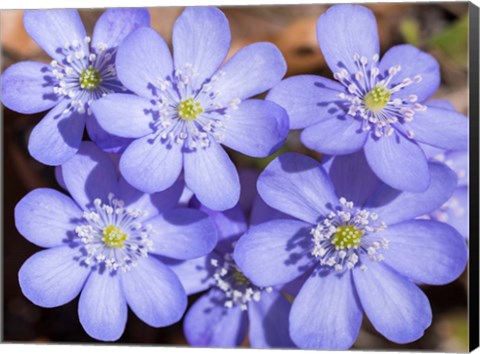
[75,194,154,272]
[364,85,391,112]
[102,225,127,248]
[178,98,203,120]
[311,197,388,272]
[79,66,102,90]
[231,269,251,286]
[50,37,122,115]
[211,253,271,311]
[146,63,241,150]
[334,53,426,139]
[331,225,364,249]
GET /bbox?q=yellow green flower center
[102,225,127,248]
[364,85,391,112]
[178,98,203,120]
[79,67,102,90]
[232,269,251,286]
[331,225,364,249]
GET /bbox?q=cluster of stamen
[311,198,388,272]
[75,193,154,272]
[79,66,102,90]
[334,53,427,139]
[147,63,242,150]
[102,224,127,248]
[210,253,272,311]
[363,86,391,112]
[178,98,204,120]
[49,36,125,115]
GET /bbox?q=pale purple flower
[267,4,468,192]
[16,142,217,341]
[91,6,288,211]
[1,9,150,165]
[234,152,468,349]
[418,100,468,238]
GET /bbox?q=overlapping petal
[301,116,368,155]
[364,132,429,192]
[266,75,344,129]
[116,27,173,98]
[257,153,338,223]
[15,188,81,248]
[91,93,155,138]
[121,257,187,327]
[248,290,294,348]
[85,115,132,153]
[148,208,217,260]
[329,150,381,207]
[118,176,183,217]
[443,150,469,187]
[183,289,248,347]
[194,203,247,254]
[408,105,468,151]
[439,186,468,238]
[234,219,314,287]
[92,8,150,50]
[184,140,240,211]
[1,61,59,114]
[222,99,289,158]
[62,142,119,209]
[249,194,292,226]
[163,255,214,295]
[120,136,183,193]
[368,162,457,225]
[28,100,86,166]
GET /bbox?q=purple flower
[234,152,468,349]
[1,9,150,165]
[15,142,217,341]
[90,6,288,211]
[163,170,293,348]
[427,159,468,239]
[267,4,468,192]
[418,101,468,238]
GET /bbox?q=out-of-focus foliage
[429,15,468,69]
[400,18,421,47]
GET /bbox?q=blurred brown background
[1,3,469,350]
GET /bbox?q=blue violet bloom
[91,6,289,211]
[15,142,217,341]
[267,4,468,192]
[1,9,150,165]
[164,170,294,348]
[234,152,468,349]
[418,100,468,238]
[423,148,468,239]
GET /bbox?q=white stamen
[311,197,388,273]
[75,194,154,272]
[332,53,427,139]
[211,253,270,311]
